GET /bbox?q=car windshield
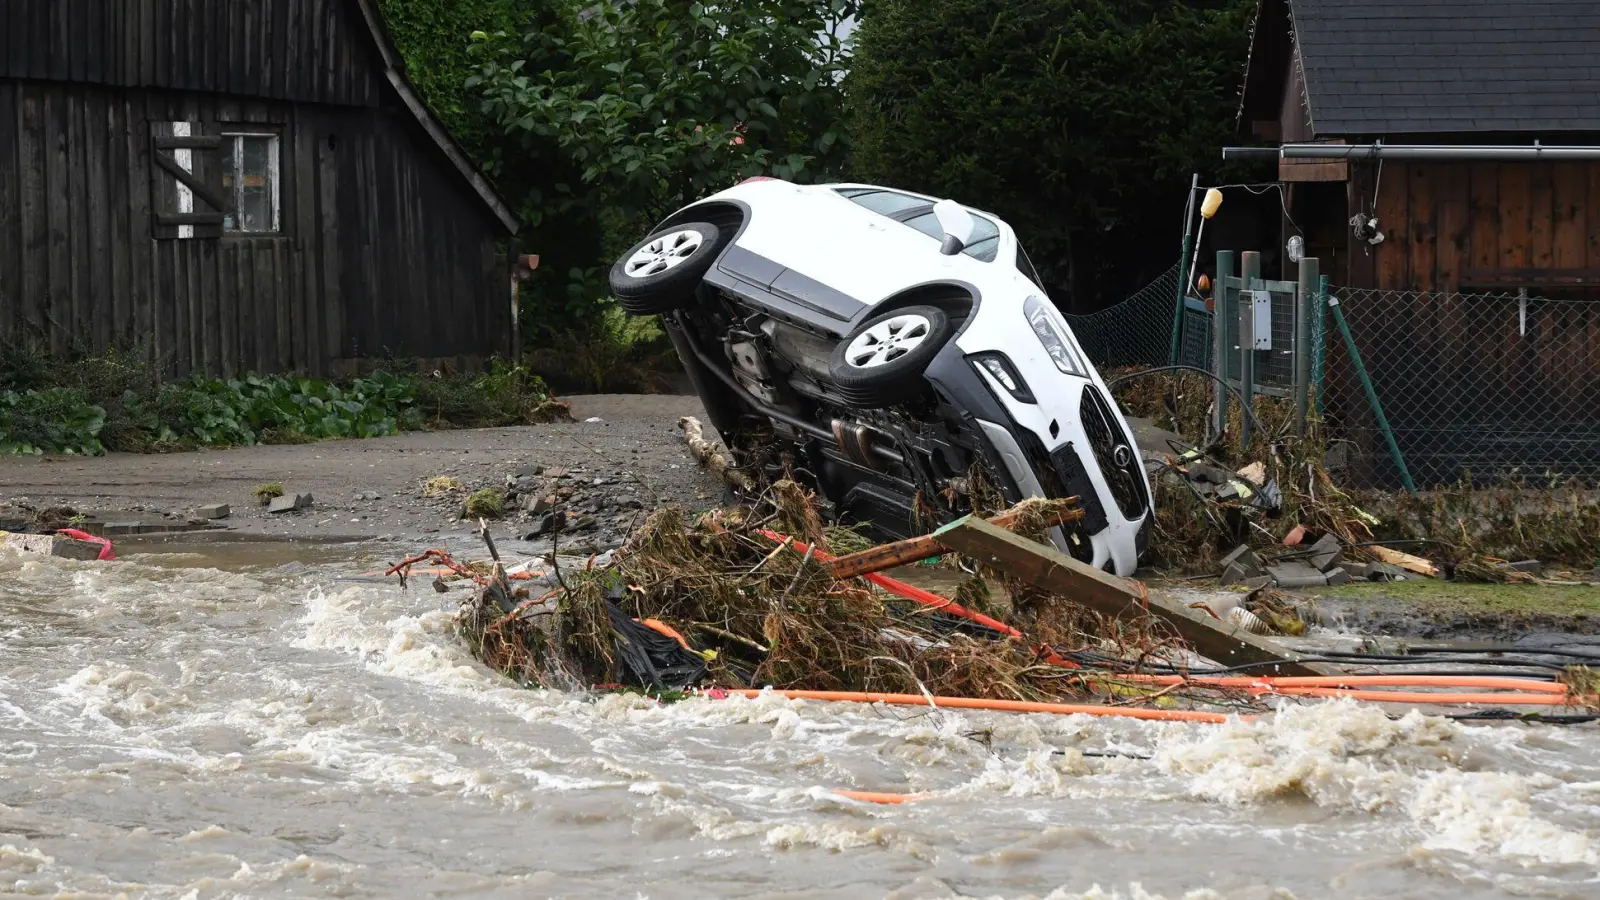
[835,187,1001,262]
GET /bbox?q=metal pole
[1294,256,1318,436]
[1223,143,1600,162]
[1327,294,1417,495]
[1211,250,1234,443]
[1168,173,1199,366]
[1239,251,1260,451]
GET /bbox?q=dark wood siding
[0,81,509,377]
[0,0,383,108]
[1362,159,1600,294]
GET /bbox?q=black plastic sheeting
[604,599,708,690]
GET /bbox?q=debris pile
[445,487,1146,701]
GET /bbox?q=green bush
[0,352,561,456]
[847,0,1255,307]
[0,388,106,456]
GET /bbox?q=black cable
[1104,364,1265,442]
[1063,649,1568,675]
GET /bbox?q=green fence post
[1294,256,1319,436]
[1327,293,1417,495]
[1239,251,1261,451]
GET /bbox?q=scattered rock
[1324,566,1352,586]
[524,511,567,539]
[1266,561,1328,589]
[1219,545,1265,585]
[570,514,597,531]
[3,532,104,561]
[517,464,545,478]
[1307,534,1344,572]
[268,493,313,514]
[1507,559,1543,575]
[545,467,569,479]
[196,503,230,520]
[584,417,604,424]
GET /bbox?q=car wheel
[827,305,953,408]
[609,222,724,315]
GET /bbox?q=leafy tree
[471,0,857,232]
[847,0,1255,309]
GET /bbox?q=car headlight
[1024,295,1086,376]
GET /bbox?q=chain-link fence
[1064,264,1212,371]
[1317,286,1600,489]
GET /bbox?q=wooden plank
[292,111,317,369]
[105,89,132,351]
[274,240,291,371]
[45,89,71,356]
[1529,163,1555,271]
[1373,162,1409,291]
[255,240,275,373]
[19,87,47,346]
[1552,163,1587,271]
[1370,546,1441,578]
[1499,164,1532,271]
[0,84,17,345]
[1468,162,1501,278]
[86,91,112,356]
[1278,159,1348,183]
[828,504,1084,580]
[933,518,1334,676]
[199,238,220,375]
[127,96,155,369]
[317,133,342,370]
[1407,164,1435,293]
[272,0,291,99]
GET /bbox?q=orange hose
[756,530,1024,639]
[726,688,1239,723]
[831,789,924,805]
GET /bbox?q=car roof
[818,183,1008,227]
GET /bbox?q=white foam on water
[1153,699,1595,867]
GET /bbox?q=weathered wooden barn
[1232,0,1600,487]
[0,0,521,378]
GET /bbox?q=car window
[1017,245,1044,288]
[903,212,1001,262]
[842,189,929,217]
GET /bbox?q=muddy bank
[1306,580,1600,640]
[0,395,726,554]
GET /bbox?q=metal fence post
[1239,251,1261,450]
[1327,292,1417,495]
[1168,173,1200,366]
[1294,256,1319,436]
[1212,250,1235,442]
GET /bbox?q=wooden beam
[931,517,1335,676]
[826,503,1084,580]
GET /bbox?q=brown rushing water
[2,543,1598,899]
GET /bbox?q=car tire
[609,222,724,315]
[827,305,953,408]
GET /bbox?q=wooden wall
[0,81,509,377]
[0,0,383,108]
[1356,159,1600,294]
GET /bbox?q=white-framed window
[220,132,281,234]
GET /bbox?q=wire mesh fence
[1064,264,1211,371]
[1316,286,1600,489]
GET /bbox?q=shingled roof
[1242,0,1600,136]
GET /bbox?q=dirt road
[0,395,726,549]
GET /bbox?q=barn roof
[353,0,520,234]
[1240,0,1600,136]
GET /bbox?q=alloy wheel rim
[624,229,705,278]
[844,314,933,369]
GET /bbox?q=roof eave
[351,0,521,235]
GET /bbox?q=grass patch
[465,488,504,519]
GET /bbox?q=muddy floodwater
[3,543,1598,899]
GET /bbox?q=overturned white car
[609,178,1151,575]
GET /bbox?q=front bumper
[926,343,1151,576]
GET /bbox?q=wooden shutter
[150,121,227,240]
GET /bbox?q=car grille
[1078,386,1149,520]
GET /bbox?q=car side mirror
[933,199,975,256]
